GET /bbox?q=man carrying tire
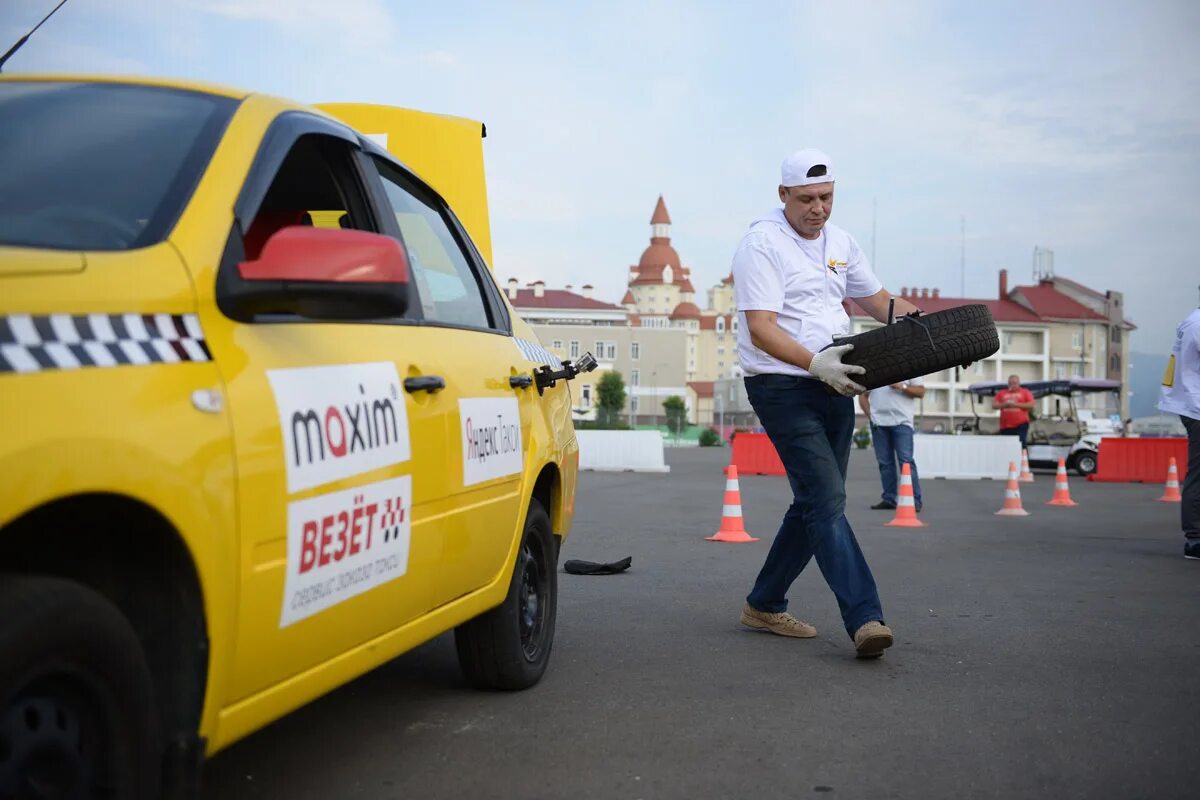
[732,148,920,659]
[1158,300,1200,560]
[993,374,1035,448]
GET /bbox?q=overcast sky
[4,0,1197,354]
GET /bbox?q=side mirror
[221,226,410,321]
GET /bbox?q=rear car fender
[521,382,578,538]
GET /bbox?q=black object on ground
[564,557,632,575]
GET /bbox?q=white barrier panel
[575,430,670,473]
[912,434,1022,480]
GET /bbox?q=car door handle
[509,374,533,389]
[404,375,445,394]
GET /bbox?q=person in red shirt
[992,374,1036,448]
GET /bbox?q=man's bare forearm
[855,289,920,324]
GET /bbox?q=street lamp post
[629,372,637,428]
[651,370,657,429]
[649,361,671,431]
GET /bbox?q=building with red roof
[841,268,1135,424]
[504,279,628,326]
[625,196,700,317]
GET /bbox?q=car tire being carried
[0,576,161,800]
[454,499,558,691]
[832,304,1000,390]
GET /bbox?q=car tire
[0,575,161,800]
[1072,451,1098,476]
[454,500,558,691]
[832,304,1000,390]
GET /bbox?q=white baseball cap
[781,148,834,187]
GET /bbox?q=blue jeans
[1000,423,1029,450]
[743,374,885,638]
[871,423,922,507]
[1182,416,1199,542]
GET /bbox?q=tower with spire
[621,195,739,384]
[626,196,699,322]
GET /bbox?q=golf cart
[963,379,1124,476]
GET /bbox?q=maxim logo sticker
[279,475,412,628]
[268,363,411,493]
[460,398,523,486]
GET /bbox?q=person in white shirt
[732,148,920,659]
[859,378,926,512]
[1158,299,1200,560]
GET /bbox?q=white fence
[575,430,670,473]
[912,434,1022,480]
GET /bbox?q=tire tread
[833,304,1000,389]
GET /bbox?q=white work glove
[808,344,867,397]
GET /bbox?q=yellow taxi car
[0,75,587,798]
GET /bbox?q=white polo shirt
[1158,307,1200,421]
[732,209,882,377]
[867,377,924,428]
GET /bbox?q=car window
[243,134,375,262]
[372,159,492,330]
[0,81,236,251]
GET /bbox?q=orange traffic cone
[707,465,760,542]
[886,463,925,528]
[995,461,1030,516]
[1158,458,1183,503]
[1019,449,1035,483]
[1046,458,1078,507]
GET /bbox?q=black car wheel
[831,304,1000,390]
[0,576,160,800]
[454,500,558,690]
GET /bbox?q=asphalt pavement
[203,446,1199,800]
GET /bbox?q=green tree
[596,371,626,427]
[663,395,687,435]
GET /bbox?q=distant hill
[1129,351,1169,418]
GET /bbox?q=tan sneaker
[740,604,817,638]
[853,621,894,658]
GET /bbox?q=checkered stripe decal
[0,313,211,374]
[513,337,559,368]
